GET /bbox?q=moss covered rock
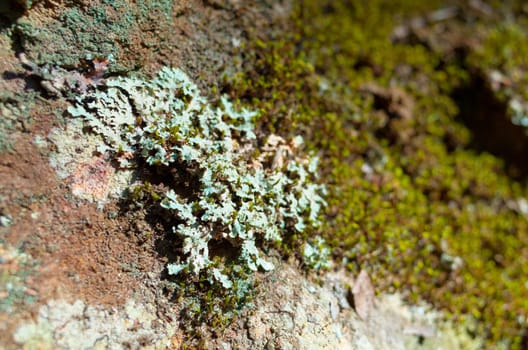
[225,0,528,347]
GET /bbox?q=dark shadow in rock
[451,71,528,179]
[0,1,26,23]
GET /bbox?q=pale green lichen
[303,236,331,270]
[69,67,327,288]
[0,215,11,227]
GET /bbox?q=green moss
[172,262,258,343]
[224,0,528,347]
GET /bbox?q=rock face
[1,0,528,349]
[13,299,174,350]
[11,264,481,349]
[210,265,482,350]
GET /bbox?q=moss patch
[224,1,528,348]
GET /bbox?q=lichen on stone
[69,67,327,288]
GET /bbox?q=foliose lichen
[68,67,327,288]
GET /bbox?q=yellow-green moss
[224,0,528,347]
